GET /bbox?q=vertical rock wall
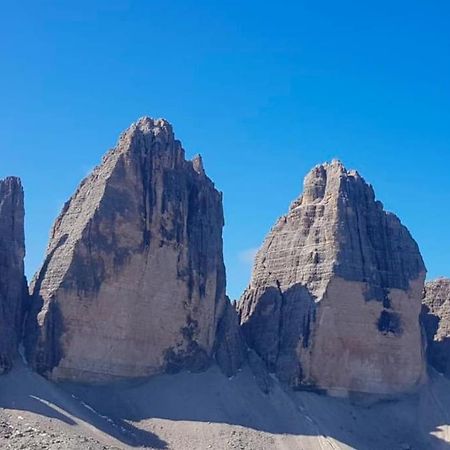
[0,177,26,373]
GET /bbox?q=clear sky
[1,1,449,299]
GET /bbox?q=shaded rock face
[422,278,450,377]
[26,117,242,382]
[0,177,27,373]
[214,298,246,378]
[238,160,427,395]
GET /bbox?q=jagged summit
[132,116,174,138]
[132,116,173,131]
[291,160,368,211]
[192,154,205,176]
[298,160,370,204]
[0,176,23,186]
[112,117,212,185]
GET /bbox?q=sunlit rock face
[0,176,27,374]
[238,160,427,396]
[25,117,243,382]
[422,278,450,377]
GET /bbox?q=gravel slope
[1,360,449,449]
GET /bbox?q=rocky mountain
[25,117,243,382]
[238,160,427,396]
[1,131,450,448]
[0,176,27,374]
[422,278,450,377]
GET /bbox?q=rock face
[422,278,450,377]
[0,177,26,373]
[214,298,246,378]
[26,117,243,382]
[238,160,427,395]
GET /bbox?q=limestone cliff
[238,160,427,395]
[25,117,243,382]
[0,177,27,373]
[422,278,450,377]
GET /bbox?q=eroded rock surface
[25,117,242,382]
[0,177,26,373]
[238,160,427,395]
[422,278,450,377]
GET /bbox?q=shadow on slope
[1,359,450,449]
[0,360,167,449]
[65,365,450,450]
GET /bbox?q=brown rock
[0,177,27,373]
[25,117,243,382]
[238,160,427,395]
[422,278,450,377]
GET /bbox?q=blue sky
[1,1,449,299]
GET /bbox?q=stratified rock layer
[0,177,26,373]
[26,117,242,382]
[422,278,450,377]
[238,160,427,395]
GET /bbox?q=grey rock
[0,177,26,373]
[214,298,246,377]
[247,349,273,394]
[238,160,427,395]
[422,278,450,377]
[25,117,242,382]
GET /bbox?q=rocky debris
[0,418,120,450]
[238,160,427,395]
[0,177,27,374]
[422,278,450,377]
[25,117,243,382]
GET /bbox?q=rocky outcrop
[422,278,450,377]
[0,177,27,373]
[25,117,243,382]
[238,160,427,396]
